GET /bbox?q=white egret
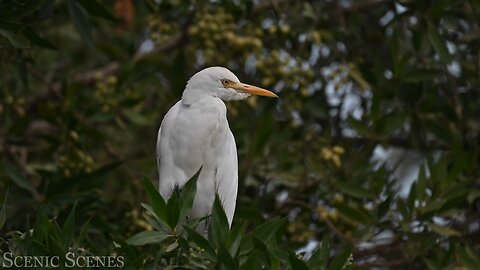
[156,66,277,229]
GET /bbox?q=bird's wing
[157,100,222,200]
[214,129,238,226]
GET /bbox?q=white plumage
[156,66,277,228]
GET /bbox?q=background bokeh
[1,0,479,269]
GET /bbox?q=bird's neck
[181,86,212,106]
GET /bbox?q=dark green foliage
[1,0,480,269]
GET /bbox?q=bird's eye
[221,79,230,86]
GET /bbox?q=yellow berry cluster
[56,131,94,177]
[3,94,26,116]
[188,10,262,62]
[255,50,314,95]
[94,74,119,112]
[287,220,315,243]
[146,15,179,45]
[321,145,345,168]
[126,209,153,232]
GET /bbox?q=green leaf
[184,226,216,260]
[347,117,371,136]
[23,28,57,50]
[143,176,168,226]
[78,218,91,245]
[71,160,123,181]
[0,189,8,230]
[289,252,310,270]
[335,203,373,224]
[251,217,286,244]
[0,29,30,48]
[376,113,407,136]
[62,204,76,248]
[67,0,95,49]
[329,248,352,270]
[307,239,329,270]
[33,211,51,243]
[427,23,452,63]
[126,231,170,246]
[166,191,181,229]
[218,243,236,269]
[208,195,230,246]
[3,161,37,195]
[76,0,116,21]
[459,245,480,270]
[241,250,259,270]
[334,181,374,199]
[427,222,461,237]
[123,109,151,126]
[178,168,200,222]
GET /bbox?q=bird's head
[183,66,278,102]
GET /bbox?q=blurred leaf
[307,239,329,270]
[347,117,371,136]
[23,28,57,50]
[427,22,452,63]
[329,248,352,270]
[335,181,375,199]
[289,252,309,270]
[126,231,170,246]
[218,243,236,269]
[0,29,29,48]
[251,217,286,244]
[335,203,374,224]
[184,227,216,260]
[71,160,123,181]
[427,222,460,237]
[376,112,407,136]
[3,160,37,195]
[77,0,116,21]
[123,109,151,126]
[62,203,76,248]
[459,245,480,270]
[67,0,95,49]
[0,189,7,230]
[241,250,259,270]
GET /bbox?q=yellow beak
[230,82,278,98]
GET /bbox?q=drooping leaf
[67,0,95,49]
[307,239,330,270]
[76,0,116,21]
[251,217,286,244]
[218,243,236,269]
[126,231,170,246]
[143,176,168,225]
[427,22,452,63]
[289,252,310,270]
[329,248,352,270]
[23,28,57,50]
[62,203,76,248]
[3,161,37,195]
[427,222,461,237]
[334,181,375,199]
[0,189,8,230]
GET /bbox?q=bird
[156,66,277,229]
